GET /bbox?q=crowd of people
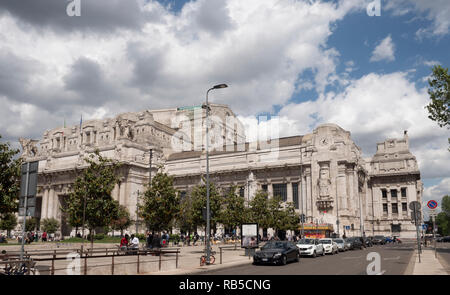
[0,231,55,244]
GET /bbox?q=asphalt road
[435,242,450,274]
[201,243,416,275]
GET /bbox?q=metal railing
[1,247,180,275]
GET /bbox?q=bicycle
[200,251,216,266]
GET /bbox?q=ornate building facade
[18,105,423,238]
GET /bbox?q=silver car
[333,238,348,251]
[319,238,339,255]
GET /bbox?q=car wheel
[295,253,300,262]
[312,251,317,258]
[322,250,326,256]
[281,255,287,265]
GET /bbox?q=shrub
[94,233,106,240]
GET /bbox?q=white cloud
[0,0,368,142]
[273,71,450,180]
[386,0,450,38]
[370,35,395,62]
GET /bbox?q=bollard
[137,252,140,274]
[159,250,162,271]
[176,251,178,269]
[220,247,223,264]
[84,252,87,275]
[51,251,56,275]
[111,253,114,275]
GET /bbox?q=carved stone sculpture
[19,138,39,157]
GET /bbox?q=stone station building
[17,105,423,239]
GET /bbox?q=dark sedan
[346,237,364,250]
[253,241,300,265]
[372,235,386,245]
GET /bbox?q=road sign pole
[20,162,30,261]
[433,215,437,258]
[413,206,421,262]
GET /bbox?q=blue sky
[0,0,449,213]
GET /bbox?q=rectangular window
[402,203,407,212]
[392,203,398,214]
[261,184,268,192]
[401,188,407,198]
[383,203,388,214]
[239,186,245,198]
[391,189,398,199]
[292,183,299,209]
[382,189,387,199]
[273,183,287,202]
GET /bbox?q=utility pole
[20,162,30,261]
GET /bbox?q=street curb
[404,250,416,275]
[436,251,450,275]
[150,258,253,275]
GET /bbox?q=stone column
[347,169,354,213]
[301,175,307,217]
[119,181,127,206]
[267,181,273,199]
[306,169,312,221]
[41,187,49,220]
[287,182,293,204]
[47,187,55,219]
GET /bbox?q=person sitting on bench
[129,234,139,250]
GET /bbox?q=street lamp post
[204,83,228,265]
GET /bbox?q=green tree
[41,217,60,234]
[426,65,450,149]
[176,192,196,235]
[0,135,22,216]
[111,204,132,236]
[435,195,450,236]
[219,186,249,234]
[0,213,18,237]
[190,180,222,234]
[25,217,38,232]
[267,196,285,236]
[65,150,121,247]
[248,190,271,230]
[138,166,179,233]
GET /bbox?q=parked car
[372,235,386,245]
[296,238,325,257]
[333,238,348,252]
[442,236,450,243]
[346,237,364,250]
[253,241,300,265]
[319,238,339,255]
[385,236,393,243]
[344,238,353,250]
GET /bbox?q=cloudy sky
[0,0,449,213]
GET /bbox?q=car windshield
[297,239,314,244]
[262,242,287,250]
[334,239,343,243]
[320,240,331,244]
[374,236,384,239]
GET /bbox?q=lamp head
[213,84,228,89]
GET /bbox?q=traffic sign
[422,224,427,230]
[427,200,438,210]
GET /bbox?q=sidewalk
[411,249,448,275]
[149,244,253,275]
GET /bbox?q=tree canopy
[0,134,22,216]
[65,150,121,237]
[138,166,179,233]
[426,65,450,150]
